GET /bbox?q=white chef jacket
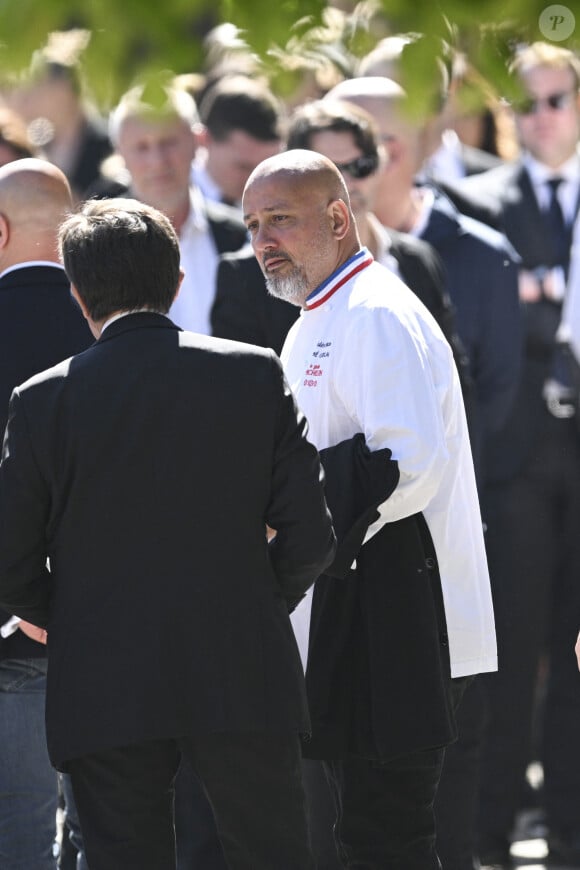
[283,248,497,679]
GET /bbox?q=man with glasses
[455,42,580,867]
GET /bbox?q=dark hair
[59,198,181,322]
[199,75,283,142]
[286,99,380,161]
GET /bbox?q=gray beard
[265,269,310,307]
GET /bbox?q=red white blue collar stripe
[305,248,374,311]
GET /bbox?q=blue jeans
[0,657,59,869]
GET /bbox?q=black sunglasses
[334,153,379,179]
[513,90,576,116]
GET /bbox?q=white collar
[191,151,223,204]
[523,150,580,187]
[179,186,209,238]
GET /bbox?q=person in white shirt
[107,81,247,336]
[242,149,496,870]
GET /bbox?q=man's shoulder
[179,329,276,362]
[15,354,77,400]
[430,193,519,261]
[349,260,424,315]
[386,227,438,263]
[0,264,69,289]
[205,198,246,232]
[459,159,524,202]
[455,212,519,260]
[218,242,257,266]
[0,265,92,337]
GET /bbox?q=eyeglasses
[333,153,379,179]
[513,90,577,116]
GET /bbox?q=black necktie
[544,178,574,387]
[544,177,570,271]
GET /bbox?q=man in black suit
[0,197,335,870]
[0,157,93,869]
[453,42,580,867]
[100,81,249,868]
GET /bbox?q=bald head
[324,78,425,182]
[244,148,350,206]
[324,77,409,134]
[243,149,360,307]
[0,158,72,267]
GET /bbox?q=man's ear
[0,213,10,250]
[173,268,185,302]
[327,199,350,241]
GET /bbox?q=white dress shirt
[191,151,224,205]
[167,187,220,336]
[282,249,497,678]
[524,151,580,223]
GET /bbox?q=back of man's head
[0,157,72,267]
[59,198,181,323]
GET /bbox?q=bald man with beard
[243,150,496,869]
[0,158,93,869]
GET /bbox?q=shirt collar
[523,150,580,187]
[305,248,374,311]
[191,152,223,204]
[180,186,209,237]
[101,309,162,334]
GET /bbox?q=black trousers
[322,747,445,870]
[477,414,580,852]
[434,677,486,870]
[66,731,314,870]
[173,762,227,869]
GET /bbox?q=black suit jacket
[0,264,94,662]
[456,160,578,480]
[420,191,522,476]
[0,313,335,768]
[304,435,455,763]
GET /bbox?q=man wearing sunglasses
[454,41,580,867]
